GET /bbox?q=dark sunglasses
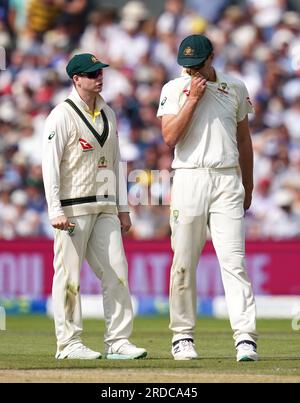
[77,69,103,79]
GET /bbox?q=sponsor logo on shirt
[247,96,253,106]
[48,131,55,140]
[161,96,167,106]
[183,89,190,96]
[79,138,94,151]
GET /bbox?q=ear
[73,75,80,87]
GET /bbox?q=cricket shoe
[172,338,198,360]
[105,341,147,360]
[236,340,258,362]
[55,343,101,359]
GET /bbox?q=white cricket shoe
[172,338,198,360]
[105,342,147,360]
[236,341,258,362]
[55,343,101,360]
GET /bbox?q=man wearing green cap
[42,53,147,360]
[157,35,258,362]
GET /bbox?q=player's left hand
[243,191,252,211]
[118,212,131,233]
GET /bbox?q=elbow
[165,139,176,148]
[162,132,176,148]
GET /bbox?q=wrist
[186,97,200,104]
[243,183,253,191]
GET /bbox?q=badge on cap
[183,47,194,56]
[91,56,98,63]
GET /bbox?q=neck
[207,67,217,82]
[76,86,97,111]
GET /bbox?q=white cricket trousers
[170,167,257,345]
[52,213,133,352]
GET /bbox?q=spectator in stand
[26,0,62,37]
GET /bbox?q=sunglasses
[77,69,103,79]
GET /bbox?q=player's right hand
[189,76,207,101]
[50,215,75,231]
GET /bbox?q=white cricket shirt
[157,70,254,169]
[42,87,129,220]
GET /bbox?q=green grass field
[0,316,300,382]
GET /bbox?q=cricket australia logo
[217,82,229,95]
[183,47,194,56]
[98,156,107,168]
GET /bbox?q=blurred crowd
[0,0,300,240]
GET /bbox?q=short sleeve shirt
[157,70,254,169]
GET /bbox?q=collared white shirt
[157,69,254,169]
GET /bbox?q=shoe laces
[77,345,90,352]
[237,342,256,352]
[118,342,136,353]
[72,344,94,354]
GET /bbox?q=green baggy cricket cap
[177,34,213,67]
[66,53,109,78]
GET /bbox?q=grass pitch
[0,316,300,383]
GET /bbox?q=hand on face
[189,75,207,100]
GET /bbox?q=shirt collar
[69,87,105,114]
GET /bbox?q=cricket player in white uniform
[42,53,146,360]
[157,35,258,362]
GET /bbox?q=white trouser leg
[169,170,208,343]
[53,215,94,351]
[86,213,133,349]
[169,215,207,342]
[209,171,257,344]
